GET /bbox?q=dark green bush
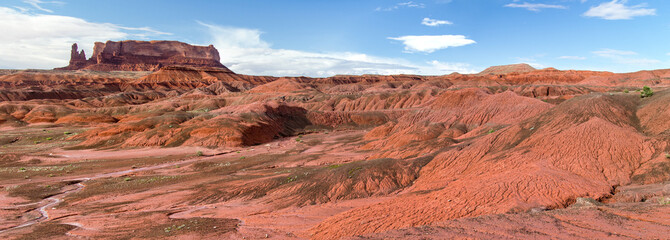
[641,86,653,98]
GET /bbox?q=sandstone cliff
[57,40,230,72]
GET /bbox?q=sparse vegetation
[143,218,238,238]
[28,158,41,164]
[488,129,496,134]
[623,89,629,93]
[164,224,187,233]
[6,182,71,201]
[347,166,363,178]
[327,164,342,169]
[188,108,211,113]
[640,86,653,98]
[665,153,670,159]
[659,195,670,205]
[285,175,298,183]
[1,164,78,174]
[14,222,76,240]
[196,151,204,156]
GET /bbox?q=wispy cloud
[199,22,477,76]
[376,1,425,11]
[0,7,169,69]
[388,35,475,53]
[558,56,587,60]
[593,48,659,65]
[592,49,636,57]
[504,2,567,12]
[421,17,452,26]
[22,0,63,13]
[117,26,171,37]
[583,0,655,20]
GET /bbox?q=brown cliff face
[56,40,230,72]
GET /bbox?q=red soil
[1,62,669,239]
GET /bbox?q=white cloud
[13,6,30,13]
[199,22,477,77]
[558,56,587,60]
[422,60,474,74]
[421,18,453,27]
[592,48,636,57]
[376,1,425,11]
[388,35,475,53]
[504,2,567,11]
[593,48,660,65]
[22,0,62,13]
[0,7,169,69]
[583,0,655,20]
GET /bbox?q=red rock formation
[56,40,230,71]
[65,43,88,70]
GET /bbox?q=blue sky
[0,0,668,76]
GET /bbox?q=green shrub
[196,151,203,157]
[640,86,653,98]
[623,89,629,93]
[665,153,670,159]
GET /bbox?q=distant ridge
[478,63,536,75]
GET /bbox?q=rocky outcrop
[57,40,230,71]
[66,43,88,70]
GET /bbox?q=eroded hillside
[0,65,669,239]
